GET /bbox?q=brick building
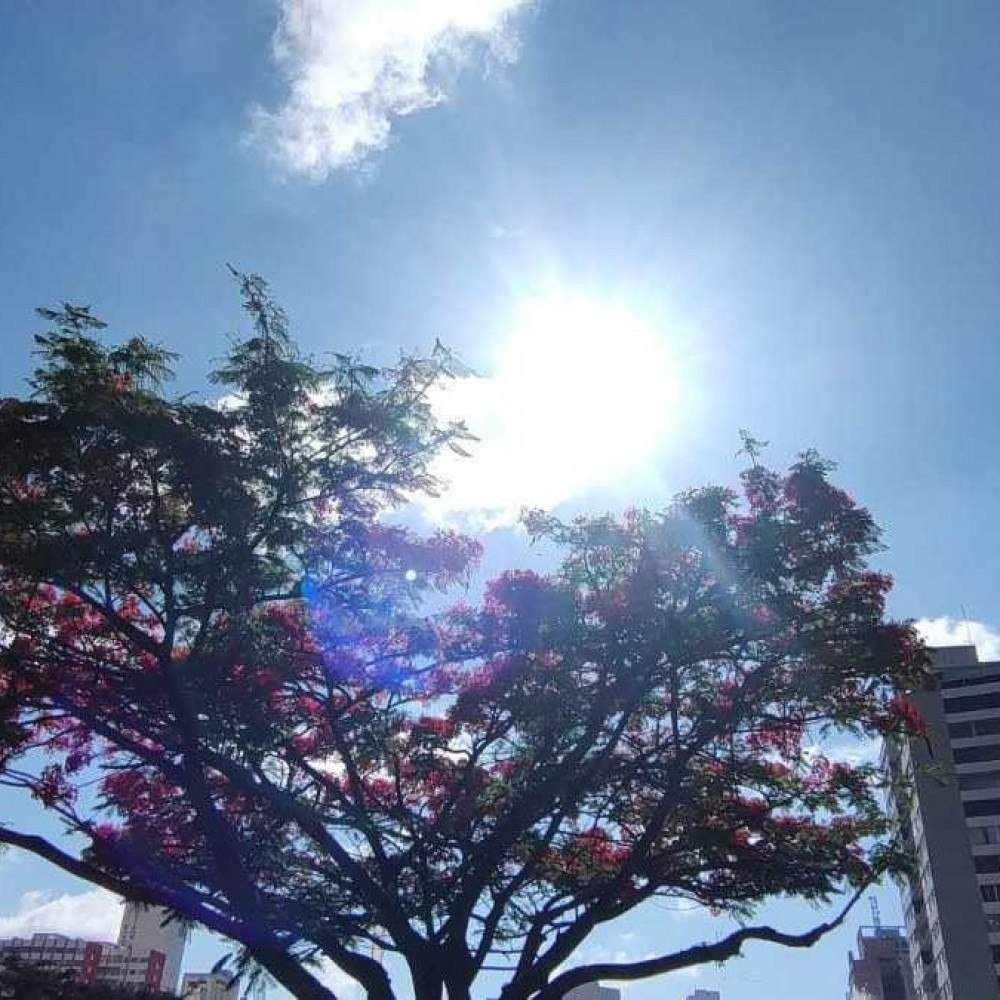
[846,926,915,1000]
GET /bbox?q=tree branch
[0,827,341,1000]
[533,886,866,1000]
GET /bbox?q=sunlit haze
[426,292,681,524]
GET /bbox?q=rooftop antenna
[960,605,975,649]
[870,896,882,929]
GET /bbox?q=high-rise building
[0,901,186,995]
[885,644,1000,999]
[845,925,915,1000]
[685,990,721,1000]
[119,902,187,994]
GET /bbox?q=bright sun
[428,291,681,523]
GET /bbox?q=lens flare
[427,291,683,523]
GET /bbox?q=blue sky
[3,1,1000,997]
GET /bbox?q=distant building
[885,644,1000,999]
[565,985,620,1000]
[685,990,721,1000]
[0,901,186,994]
[118,902,187,993]
[181,970,240,1000]
[846,925,915,1000]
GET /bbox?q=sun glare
[428,291,682,523]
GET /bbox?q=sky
[2,1,1000,997]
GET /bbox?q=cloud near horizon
[250,0,534,177]
[0,889,121,941]
[916,616,1000,661]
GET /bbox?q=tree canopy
[0,276,926,1000]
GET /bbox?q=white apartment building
[118,901,187,993]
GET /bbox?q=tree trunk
[446,978,473,1000]
[411,969,443,1000]
[255,948,341,1000]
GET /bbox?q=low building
[566,985,620,1000]
[846,925,916,1000]
[181,970,240,1000]
[0,901,186,994]
[685,990,721,1000]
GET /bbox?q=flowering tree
[0,277,925,1000]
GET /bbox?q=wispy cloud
[0,889,121,941]
[916,616,1000,660]
[0,847,23,873]
[250,0,534,177]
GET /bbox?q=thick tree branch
[533,886,866,1000]
[0,827,341,1000]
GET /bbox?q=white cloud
[0,889,121,941]
[825,736,882,769]
[916,616,1000,661]
[670,962,703,979]
[0,847,23,872]
[250,0,534,176]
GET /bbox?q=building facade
[845,925,915,1000]
[886,645,1000,999]
[181,970,240,1000]
[118,902,187,993]
[565,985,620,1000]
[0,901,186,994]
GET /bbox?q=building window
[944,691,1000,714]
[960,772,1000,792]
[941,673,1000,690]
[964,799,1000,819]
[969,825,1000,843]
[975,855,1000,874]
[951,718,1000,739]
[955,744,1000,765]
